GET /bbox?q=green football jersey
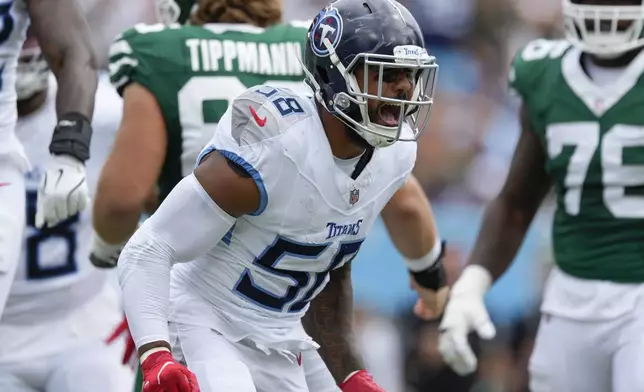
[510,39,644,283]
[108,22,310,201]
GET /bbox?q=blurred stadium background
[87,0,565,390]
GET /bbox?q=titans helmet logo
[310,6,343,57]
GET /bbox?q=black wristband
[49,112,93,162]
[410,241,447,290]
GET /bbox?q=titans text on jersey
[326,219,363,240]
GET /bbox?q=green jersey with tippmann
[510,38,644,283]
[108,22,310,201]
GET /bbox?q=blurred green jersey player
[439,1,644,392]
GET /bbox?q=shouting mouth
[375,103,402,127]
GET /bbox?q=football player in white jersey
[117,0,447,391]
[0,0,99,320]
[0,38,133,392]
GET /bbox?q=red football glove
[141,349,200,392]
[106,316,136,367]
[340,370,385,392]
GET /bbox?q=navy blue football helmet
[303,0,438,147]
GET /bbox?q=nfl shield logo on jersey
[349,188,360,206]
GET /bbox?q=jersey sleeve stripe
[108,39,139,93]
[109,40,133,58]
[196,146,269,217]
[109,57,139,78]
[111,75,131,91]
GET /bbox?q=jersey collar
[562,45,644,117]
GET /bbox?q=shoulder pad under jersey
[229,85,313,146]
[509,39,572,99]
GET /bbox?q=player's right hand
[437,265,496,376]
[410,277,449,320]
[340,370,385,392]
[36,154,90,228]
[141,349,200,392]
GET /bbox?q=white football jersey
[1,73,122,324]
[169,86,416,353]
[0,0,30,169]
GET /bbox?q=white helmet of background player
[563,0,644,57]
[156,0,197,24]
[16,32,49,100]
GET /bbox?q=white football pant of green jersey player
[0,72,134,392]
[530,272,644,392]
[530,228,644,392]
[0,0,36,320]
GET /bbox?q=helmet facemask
[563,0,644,57]
[305,41,438,148]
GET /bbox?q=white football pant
[0,283,134,391]
[0,159,25,319]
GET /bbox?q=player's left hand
[410,275,449,320]
[89,233,124,269]
[106,316,136,368]
[142,349,200,392]
[340,370,385,392]
[35,154,90,228]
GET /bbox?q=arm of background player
[302,262,363,384]
[381,175,438,258]
[93,84,167,245]
[381,174,448,319]
[27,0,97,119]
[467,103,551,279]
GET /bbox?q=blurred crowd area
[85,0,567,390]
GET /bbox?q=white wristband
[404,239,443,272]
[343,370,362,383]
[140,347,171,364]
[91,232,124,258]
